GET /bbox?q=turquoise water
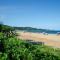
[15,27,60,34]
[21,29,60,34]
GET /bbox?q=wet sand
[17,31,60,48]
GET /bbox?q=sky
[0,0,60,30]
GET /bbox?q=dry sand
[17,31,60,48]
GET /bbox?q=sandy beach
[17,31,60,48]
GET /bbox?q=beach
[17,31,60,48]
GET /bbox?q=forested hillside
[14,27,60,34]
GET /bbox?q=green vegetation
[0,24,60,60]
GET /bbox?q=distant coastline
[14,27,60,34]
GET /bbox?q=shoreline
[16,31,60,48]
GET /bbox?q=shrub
[0,32,60,60]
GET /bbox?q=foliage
[0,33,60,60]
[0,24,60,60]
[0,24,14,31]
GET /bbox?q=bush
[0,32,60,60]
[0,52,8,60]
[1,37,60,60]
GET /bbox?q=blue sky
[0,0,60,30]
